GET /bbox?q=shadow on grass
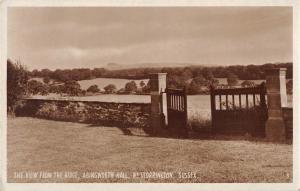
[110,126,292,145]
[13,116,291,144]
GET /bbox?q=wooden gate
[210,83,268,136]
[166,87,188,137]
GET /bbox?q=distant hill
[105,62,203,70]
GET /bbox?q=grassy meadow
[8,117,292,183]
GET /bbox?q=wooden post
[210,86,216,133]
[183,86,188,136]
[260,83,266,107]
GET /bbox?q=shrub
[104,84,117,94]
[43,76,50,84]
[87,84,100,93]
[28,80,49,95]
[125,81,137,93]
[63,80,81,96]
[241,80,256,87]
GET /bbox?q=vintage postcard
[0,0,299,191]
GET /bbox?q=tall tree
[7,59,29,112]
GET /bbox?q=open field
[78,78,149,90]
[8,117,292,183]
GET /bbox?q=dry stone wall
[16,99,151,128]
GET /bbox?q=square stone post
[279,68,288,107]
[150,73,167,135]
[265,68,287,142]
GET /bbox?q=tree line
[27,62,292,94]
[7,59,293,112]
[29,62,292,82]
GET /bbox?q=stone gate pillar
[150,73,167,135]
[265,68,287,142]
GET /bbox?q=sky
[8,7,292,70]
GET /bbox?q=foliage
[241,80,256,87]
[140,80,145,88]
[49,85,61,94]
[125,81,137,93]
[62,80,82,96]
[43,76,50,84]
[27,62,292,95]
[87,84,100,93]
[227,73,239,86]
[104,84,117,94]
[28,80,49,95]
[28,63,293,83]
[7,59,29,112]
[16,100,151,128]
[188,76,208,94]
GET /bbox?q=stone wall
[15,99,151,129]
[282,107,293,140]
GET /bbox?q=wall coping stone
[22,98,151,105]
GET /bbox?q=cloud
[8,7,292,70]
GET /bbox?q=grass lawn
[7,117,292,183]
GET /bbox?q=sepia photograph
[1,1,299,190]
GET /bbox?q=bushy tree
[140,80,145,88]
[104,84,117,94]
[28,80,49,95]
[63,80,81,96]
[125,81,137,93]
[209,78,219,88]
[227,73,239,86]
[87,84,100,93]
[241,80,255,87]
[201,68,214,80]
[187,75,209,94]
[43,76,50,84]
[7,59,29,112]
[49,85,61,94]
[167,74,186,88]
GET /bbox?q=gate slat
[219,95,222,110]
[246,94,249,109]
[166,87,188,137]
[239,94,242,109]
[232,95,235,110]
[226,95,228,110]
